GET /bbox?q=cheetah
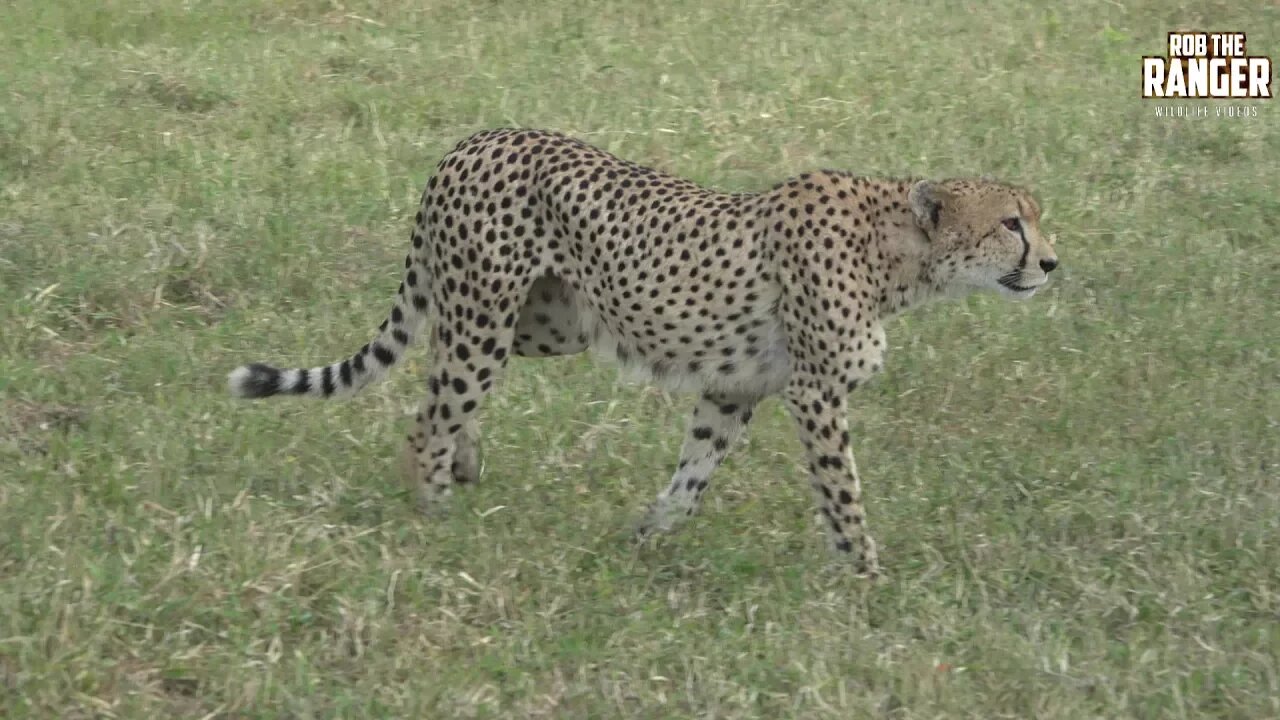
[227,128,1058,577]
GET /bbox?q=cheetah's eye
[1001,217,1021,232]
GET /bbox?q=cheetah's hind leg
[454,272,590,489]
[451,275,587,488]
[450,418,482,484]
[511,275,589,359]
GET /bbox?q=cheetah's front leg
[784,378,880,578]
[636,392,759,537]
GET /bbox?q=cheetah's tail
[226,259,430,400]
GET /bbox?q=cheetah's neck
[869,181,941,319]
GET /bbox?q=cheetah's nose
[1039,257,1059,273]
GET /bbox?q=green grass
[2,0,1278,717]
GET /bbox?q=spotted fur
[228,128,1058,577]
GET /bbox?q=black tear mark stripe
[1016,225,1030,269]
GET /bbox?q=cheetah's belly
[573,290,791,398]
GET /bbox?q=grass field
[2,1,1278,717]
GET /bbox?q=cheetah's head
[908,179,1057,300]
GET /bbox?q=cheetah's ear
[908,180,950,233]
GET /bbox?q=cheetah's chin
[996,279,1042,299]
